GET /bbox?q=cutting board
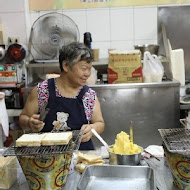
[170,48,185,86]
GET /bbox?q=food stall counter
[0,157,180,190]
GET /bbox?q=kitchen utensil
[108,145,143,165]
[161,24,173,80]
[161,24,170,61]
[3,130,84,190]
[39,101,49,121]
[77,165,155,190]
[3,130,83,190]
[129,120,133,144]
[3,130,83,157]
[91,128,109,148]
[158,128,190,155]
[134,44,159,58]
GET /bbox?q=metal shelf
[25,58,108,68]
[180,104,190,110]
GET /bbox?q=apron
[42,78,94,150]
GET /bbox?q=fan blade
[30,13,80,60]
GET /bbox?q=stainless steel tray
[77,165,155,190]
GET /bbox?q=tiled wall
[28,6,158,58]
[0,0,183,59]
[0,0,27,45]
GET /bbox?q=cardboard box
[0,156,17,189]
[108,50,143,84]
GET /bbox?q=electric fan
[29,12,80,62]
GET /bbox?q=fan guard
[30,12,80,61]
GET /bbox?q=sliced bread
[16,133,46,147]
[77,152,102,163]
[41,132,72,146]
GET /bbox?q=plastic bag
[143,51,164,82]
[86,67,97,85]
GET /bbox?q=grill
[3,130,83,157]
[158,128,190,155]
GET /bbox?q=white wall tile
[134,39,158,46]
[91,41,111,59]
[62,9,87,43]
[24,11,40,44]
[0,12,27,44]
[86,8,110,42]
[30,11,40,27]
[0,0,24,12]
[110,7,134,41]
[134,7,157,40]
[111,40,134,50]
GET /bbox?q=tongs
[39,101,50,121]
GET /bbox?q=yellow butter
[111,131,141,155]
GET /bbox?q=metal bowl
[108,145,143,165]
[134,44,159,58]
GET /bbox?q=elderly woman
[19,42,105,150]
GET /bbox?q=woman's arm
[90,96,105,133]
[19,86,44,132]
[81,96,105,142]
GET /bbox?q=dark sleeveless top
[39,78,94,150]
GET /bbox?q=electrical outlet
[8,37,20,44]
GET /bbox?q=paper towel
[145,145,164,157]
[0,95,9,137]
[170,49,185,86]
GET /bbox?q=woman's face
[67,60,92,86]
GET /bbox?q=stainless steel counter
[22,80,180,93]
[1,157,180,190]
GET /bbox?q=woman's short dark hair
[59,42,94,72]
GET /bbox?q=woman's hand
[0,92,5,99]
[81,124,93,142]
[28,114,45,132]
